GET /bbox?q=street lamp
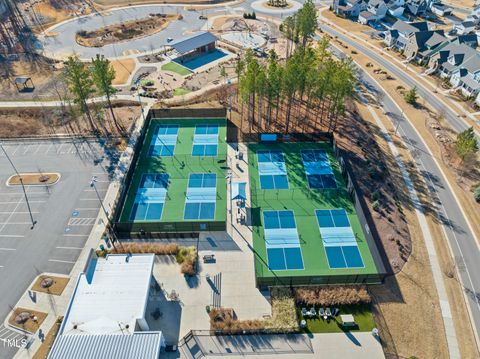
[0,144,36,229]
[90,176,117,249]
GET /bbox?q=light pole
[1,144,36,229]
[90,176,117,249]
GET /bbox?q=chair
[333,308,340,317]
[309,307,317,316]
[319,307,325,317]
[326,307,332,317]
[301,308,308,317]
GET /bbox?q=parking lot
[0,139,117,359]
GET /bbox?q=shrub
[474,186,480,203]
[176,246,197,276]
[293,286,371,306]
[371,190,381,201]
[113,242,178,255]
[372,200,380,212]
[404,87,418,105]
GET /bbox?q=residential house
[403,30,447,63]
[426,42,474,74]
[453,34,478,48]
[430,4,453,17]
[405,0,428,16]
[386,0,405,17]
[358,0,388,24]
[475,91,480,107]
[333,0,367,18]
[384,19,429,49]
[453,21,476,36]
[450,54,480,97]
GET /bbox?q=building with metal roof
[47,254,164,359]
[169,31,217,54]
[47,332,163,359]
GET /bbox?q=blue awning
[232,182,247,200]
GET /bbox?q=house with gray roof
[384,19,429,49]
[453,21,476,36]
[450,54,480,97]
[404,30,447,63]
[427,42,477,77]
[333,0,367,18]
[405,0,428,16]
[358,0,388,24]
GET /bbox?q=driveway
[0,139,116,359]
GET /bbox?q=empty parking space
[0,139,116,349]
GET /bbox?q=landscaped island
[75,13,178,47]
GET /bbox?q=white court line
[0,234,24,238]
[0,248,16,251]
[79,198,100,201]
[48,259,75,264]
[75,208,99,210]
[56,246,83,250]
[63,234,88,237]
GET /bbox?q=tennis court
[316,209,364,269]
[264,210,304,271]
[257,150,289,190]
[148,124,179,157]
[248,142,380,286]
[192,124,219,156]
[117,117,227,233]
[130,174,169,220]
[184,173,217,220]
[301,149,337,189]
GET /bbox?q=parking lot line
[0,195,23,233]
[0,200,46,204]
[0,234,24,238]
[0,222,32,225]
[11,145,20,155]
[75,207,99,210]
[63,234,89,237]
[48,259,75,264]
[0,211,40,214]
[79,198,100,201]
[0,248,16,251]
[56,246,83,250]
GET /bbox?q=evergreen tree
[455,127,478,161]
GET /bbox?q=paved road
[38,0,309,60]
[326,36,480,346]
[318,18,478,132]
[0,139,116,359]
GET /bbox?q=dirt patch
[8,308,47,334]
[0,104,140,138]
[31,275,70,296]
[8,173,60,186]
[32,317,63,359]
[75,13,177,47]
[111,59,136,85]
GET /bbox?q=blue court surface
[301,149,337,189]
[130,174,169,220]
[148,124,179,157]
[174,49,228,71]
[263,210,304,271]
[316,209,364,269]
[193,124,219,156]
[184,173,216,220]
[258,150,289,190]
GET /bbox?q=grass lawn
[173,87,191,96]
[297,304,375,333]
[161,62,192,76]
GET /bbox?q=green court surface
[118,118,227,231]
[161,62,192,76]
[248,142,379,286]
